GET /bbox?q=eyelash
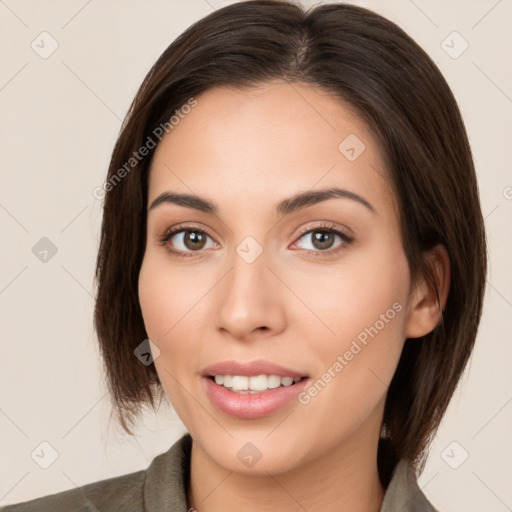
[157,222,354,259]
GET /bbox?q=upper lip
[202,360,308,378]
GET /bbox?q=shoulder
[0,433,193,512]
[0,468,146,512]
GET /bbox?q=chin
[191,427,312,476]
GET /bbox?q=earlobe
[404,244,451,339]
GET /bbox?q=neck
[187,421,386,512]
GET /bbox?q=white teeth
[267,375,281,389]
[231,376,249,391]
[212,374,303,392]
[249,375,268,391]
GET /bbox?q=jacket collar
[380,459,438,511]
[144,433,192,511]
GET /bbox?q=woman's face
[138,81,417,474]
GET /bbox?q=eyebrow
[148,187,376,216]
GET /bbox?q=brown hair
[94,0,487,481]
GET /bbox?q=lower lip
[203,377,310,419]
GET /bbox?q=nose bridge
[215,238,285,339]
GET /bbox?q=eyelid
[293,221,353,239]
[158,222,218,244]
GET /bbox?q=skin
[138,80,450,512]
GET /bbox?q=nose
[215,246,287,342]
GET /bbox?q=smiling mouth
[208,374,307,393]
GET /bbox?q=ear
[404,244,451,339]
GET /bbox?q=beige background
[1,0,511,509]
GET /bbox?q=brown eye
[295,228,349,253]
[181,230,208,250]
[293,223,354,256]
[161,226,217,256]
[310,231,336,250]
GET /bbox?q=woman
[1,1,486,511]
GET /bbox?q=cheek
[287,240,410,349]
[138,251,212,377]
[294,247,410,434]
[138,259,171,341]
[138,252,199,342]
[138,254,201,420]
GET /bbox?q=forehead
[148,81,394,215]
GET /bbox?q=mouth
[201,360,310,419]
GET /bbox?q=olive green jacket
[0,434,438,511]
